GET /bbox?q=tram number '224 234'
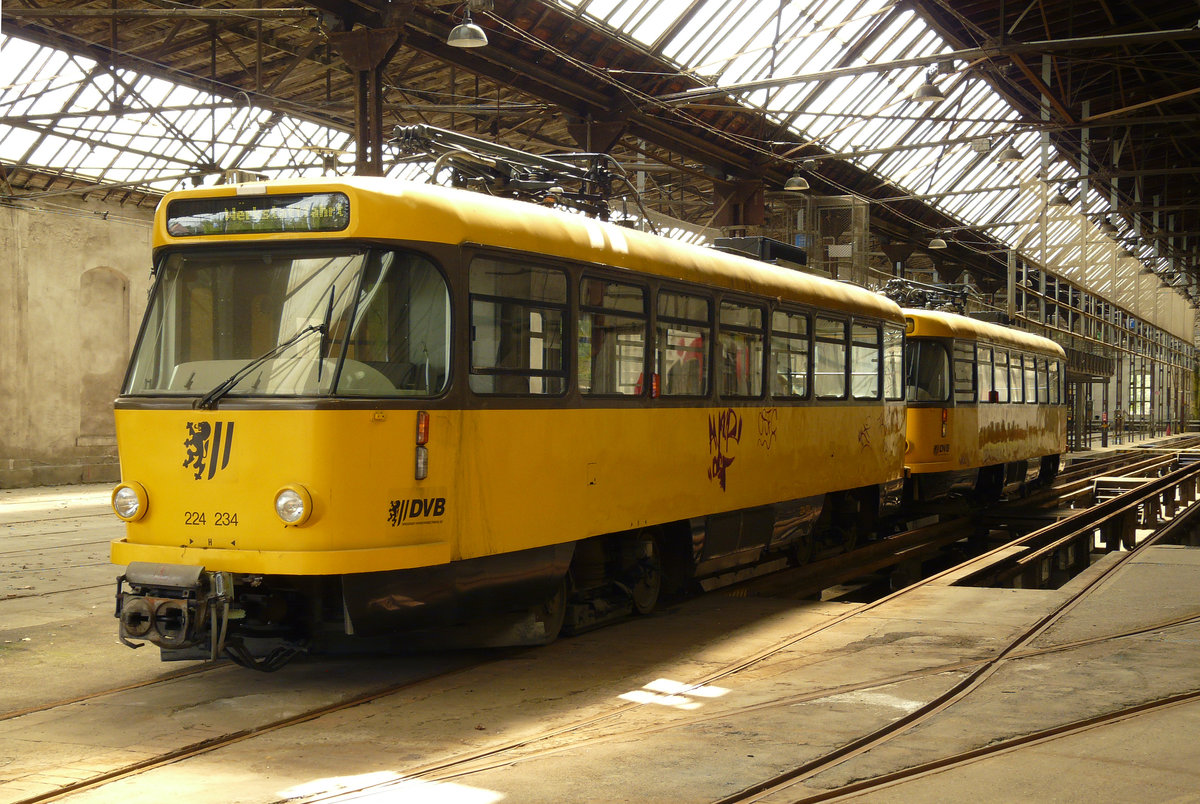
[183,511,239,526]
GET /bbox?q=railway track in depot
[728,441,1196,602]
[385,608,1200,799]
[15,445,1200,803]
[276,445,1200,802]
[9,654,492,804]
[710,451,1200,804]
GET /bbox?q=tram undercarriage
[115,485,899,670]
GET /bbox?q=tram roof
[155,177,904,324]
[903,308,1066,358]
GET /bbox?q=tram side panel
[905,402,1066,499]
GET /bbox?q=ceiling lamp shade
[1100,217,1120,234]
[448,9,488,47]
[910,80,945,103]
[928,236,948,250]
[995,145,1024,163]
[1047,189,1070,207]
[784,170,809,192]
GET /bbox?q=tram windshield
[905,339,950,403]
[124,247,450,399]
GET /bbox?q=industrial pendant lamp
[448,8,488,48]
[784,169,809,192]
[1047,187,1071,207]
[995,144,1024,163]
[910,68,945,103]
[928,235,948,250]
[910,80,945,103]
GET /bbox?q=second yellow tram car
[903,309,1067,501]
[110,177,908,667]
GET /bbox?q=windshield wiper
[317,284,335,385]
[196,324,325,410]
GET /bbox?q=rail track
[7,446,1200,803]
[6,654,492,804]
[710,454,1200,803]
[265,445,1200,803]
[360,609,1200,797]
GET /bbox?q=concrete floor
[2,483,1199,803]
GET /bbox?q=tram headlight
[112,482,148,522]
[274,485,313,526]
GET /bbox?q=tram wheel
[791,532,815,566]
[629,533,662,615]
[533,576,569,643]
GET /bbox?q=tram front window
[124,247,450,399]
[905,340,950,403]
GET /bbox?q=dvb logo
[387,497,447,526]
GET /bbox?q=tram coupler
[115,562,232,660]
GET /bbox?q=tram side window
[1049,360,1061,404]
[1024,354,1037,404]
[1036,358,1049,403]
[1009,353,1025,403]
[977,345,994,401]
[814,317,848,400]
[719,302,764,398]
[905,340,949,403]
[579,278,646,396]
[770,310,809,398]
[657,291,710,396]
[469,258,568,395]
[851,324,880,400]
[953,341,976,403]
[993,349,1010,402]
[339,251,450,396]
[883,324,904,401]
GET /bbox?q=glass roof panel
[549,0,1188,331]
[0,34,373,193]
[3,6,1188,337]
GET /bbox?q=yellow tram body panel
[111,401,904,576]
[904,404,1066,473]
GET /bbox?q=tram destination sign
[166,192,350,237]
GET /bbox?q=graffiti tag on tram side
[758,408,779,450]
[183,421,235,480]
[708,408,743,491]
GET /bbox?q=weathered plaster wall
[1,196,154,487]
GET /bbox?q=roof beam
[4,8,321,20]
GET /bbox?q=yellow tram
[903,309,1067,501]
[110,177,907,667]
